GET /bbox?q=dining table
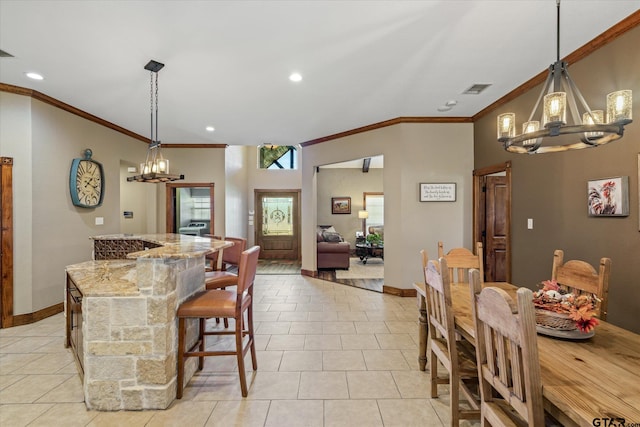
[414,281,640,427]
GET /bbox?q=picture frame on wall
[331,197,351,214]
[587,176,629,217]
[419,182,456,202]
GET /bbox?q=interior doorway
[166,183,215,236]
[473,161,512,282]
[255,189,300,260]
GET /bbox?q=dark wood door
[1,157,14,328]
[485,175,509,282]
[255,190,300,260]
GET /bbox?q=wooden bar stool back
[551,249,611,320]
[205,237,247,290]
[469,269,545,426]
[438,241,484,284]
[424,258,480,424]
[176,245,260,398]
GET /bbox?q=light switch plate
[527,218,533,229]
[95,217,104,225]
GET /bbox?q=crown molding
[0,82,150,143]
[300,116,473,147]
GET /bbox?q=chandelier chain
[149,70,154,143]
[155,72,159,144]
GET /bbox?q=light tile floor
[0,274,465,426]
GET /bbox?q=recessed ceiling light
[25,72,44,80]
[205,126,215,132]
[289,72,302,82]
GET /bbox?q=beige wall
[157,147,227,236]
[0,92,34,313]
[225,145,249,239]
[0,94,150,314]
[302,122,474,289]
[474,26,640,332]
[119,160,155,234]
[317,168,383,247]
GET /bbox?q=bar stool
[176,245,260,398]
[206,237,247,328]
[205,237,247,290]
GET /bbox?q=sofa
[317,226,350,270]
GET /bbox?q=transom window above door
[258,145,297,170]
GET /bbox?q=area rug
[336,257,384,279]
[256,259,302,275]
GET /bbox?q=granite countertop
[66,259,138,296]
[67,234,233,296]
[91,233,233,260]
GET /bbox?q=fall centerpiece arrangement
[532,279,600,333]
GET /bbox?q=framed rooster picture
[587,176,629,217]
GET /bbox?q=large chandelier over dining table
[497,0,632,154]
[127,60,184,183]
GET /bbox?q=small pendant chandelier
[127,60,184,182]
[497,0,632,154]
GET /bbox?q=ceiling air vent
[0,49,15,58]
[463,84,491,95]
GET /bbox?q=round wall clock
[69,149,105,208]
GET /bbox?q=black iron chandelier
[497,0,632,154]
[128,60,184,182]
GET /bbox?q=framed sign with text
[420,182,456,202]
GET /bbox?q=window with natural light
[258,145,298,170]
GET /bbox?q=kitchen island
[65,234,232,411]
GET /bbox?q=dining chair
[438,241,484,284]
[176,245,260,398]
[424,257,480,425]
[469,268,545,426]
[413,249,430,371]
[551,249,611,320]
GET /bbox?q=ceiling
[1,1,637,147]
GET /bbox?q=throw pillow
[322,231,343,243]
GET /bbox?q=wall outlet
[95,217,104,225]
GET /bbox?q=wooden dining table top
[448,281,640,427]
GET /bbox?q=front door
[255,190,300,260]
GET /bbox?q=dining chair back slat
[424,258,480,425]
[551,249,611,320]
[438,241,484,284]
[469,268,545,427]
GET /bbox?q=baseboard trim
[383,286,417,297]
[12,303,64,327]
[301,269,317,278]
